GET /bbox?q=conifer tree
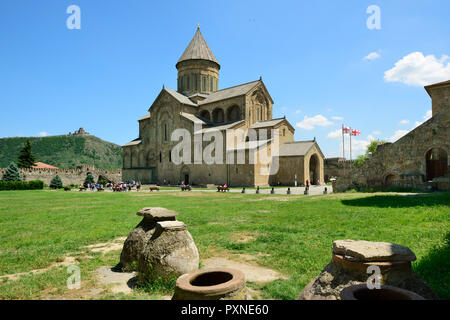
[2,162,23,181]
[84,173,95,187]
[17,139,36,168]
[50,175,63,189]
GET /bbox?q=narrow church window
[164,124,168,141]
[202,77,206,92]
[159,152,162,163]
[283,129,286,136]
[169,151,171,162]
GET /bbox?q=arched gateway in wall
[425,148,448,181]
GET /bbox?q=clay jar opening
[190,271,233,287]
[341,284,424,300]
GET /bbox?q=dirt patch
[202,257,286,284]
[84,237,127,254]
[0,257,78,282]
[230,231,258,243]
[96,266,137,294]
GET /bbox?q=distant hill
[0,134,123,170]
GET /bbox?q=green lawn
[0,190,448,299]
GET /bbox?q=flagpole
[342,124,345,176]
[349,128,352,169]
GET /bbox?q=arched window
[200,110,211,121]
[227,105,240,121]
[212,108,225,123]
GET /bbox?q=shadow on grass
[340,192,450,208]
[414,232,450,299]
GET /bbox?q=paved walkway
[76,185,333,195]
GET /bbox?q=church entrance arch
[425,148,448,181]
[309,154,320,185]
[180,166,191,185]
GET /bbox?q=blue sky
[1,0,449,158]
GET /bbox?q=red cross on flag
[351,129,361,136]
[342,126,351,134]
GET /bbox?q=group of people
[112,181,141,192]
[80,183,103,191]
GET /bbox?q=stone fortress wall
[334,80,450,191]
[0,165,122,186]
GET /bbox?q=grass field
[0,190,448,300]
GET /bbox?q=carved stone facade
[122,28,325,187]
[335,80,450,191]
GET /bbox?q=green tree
[84,173,95,187]
[49,175,63,189]
[353,140,387,167]
[2,162,23,181]
[17,139,36,168]
[366,140,386,156]
[353,155,368,168]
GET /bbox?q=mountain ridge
[0,134,123,170]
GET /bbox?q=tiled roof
[198,80,260,105]
[278,141,315,156]
[34,162,59,169]
[177,28,220,67]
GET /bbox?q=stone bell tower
[176,27,220,96]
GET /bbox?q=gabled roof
[149,87,198,111]
[278,141,317,156]
[180,112,207,125]
[198,80,260,105]
[164,88,198,106]
[34,162,59,169]
[177,28,220,68]
[227,139,272,152]
[122,138,141,147]
[138,113,151,121]
[194,120,245,134]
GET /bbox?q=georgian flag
[342,126,351,134]
[351,129,361,136]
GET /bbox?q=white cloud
[327,129,342,139]
[331,116,344,121]
[364,51,381,61]
[296,114,333,130]
[295,109,302,114]
[38,132,48,137]
[384,52,450,86]
[372,130,381,135]
[399,119,410,125]
[388,130,409,142]
[413,109,432,128]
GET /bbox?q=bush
[50,175,63,189]
[0,180,44,191]
[63,186,71,191]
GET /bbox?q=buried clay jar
[172,268,247,300]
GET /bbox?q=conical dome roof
[177,28,220,68]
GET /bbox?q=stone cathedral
[122,28,325,186]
